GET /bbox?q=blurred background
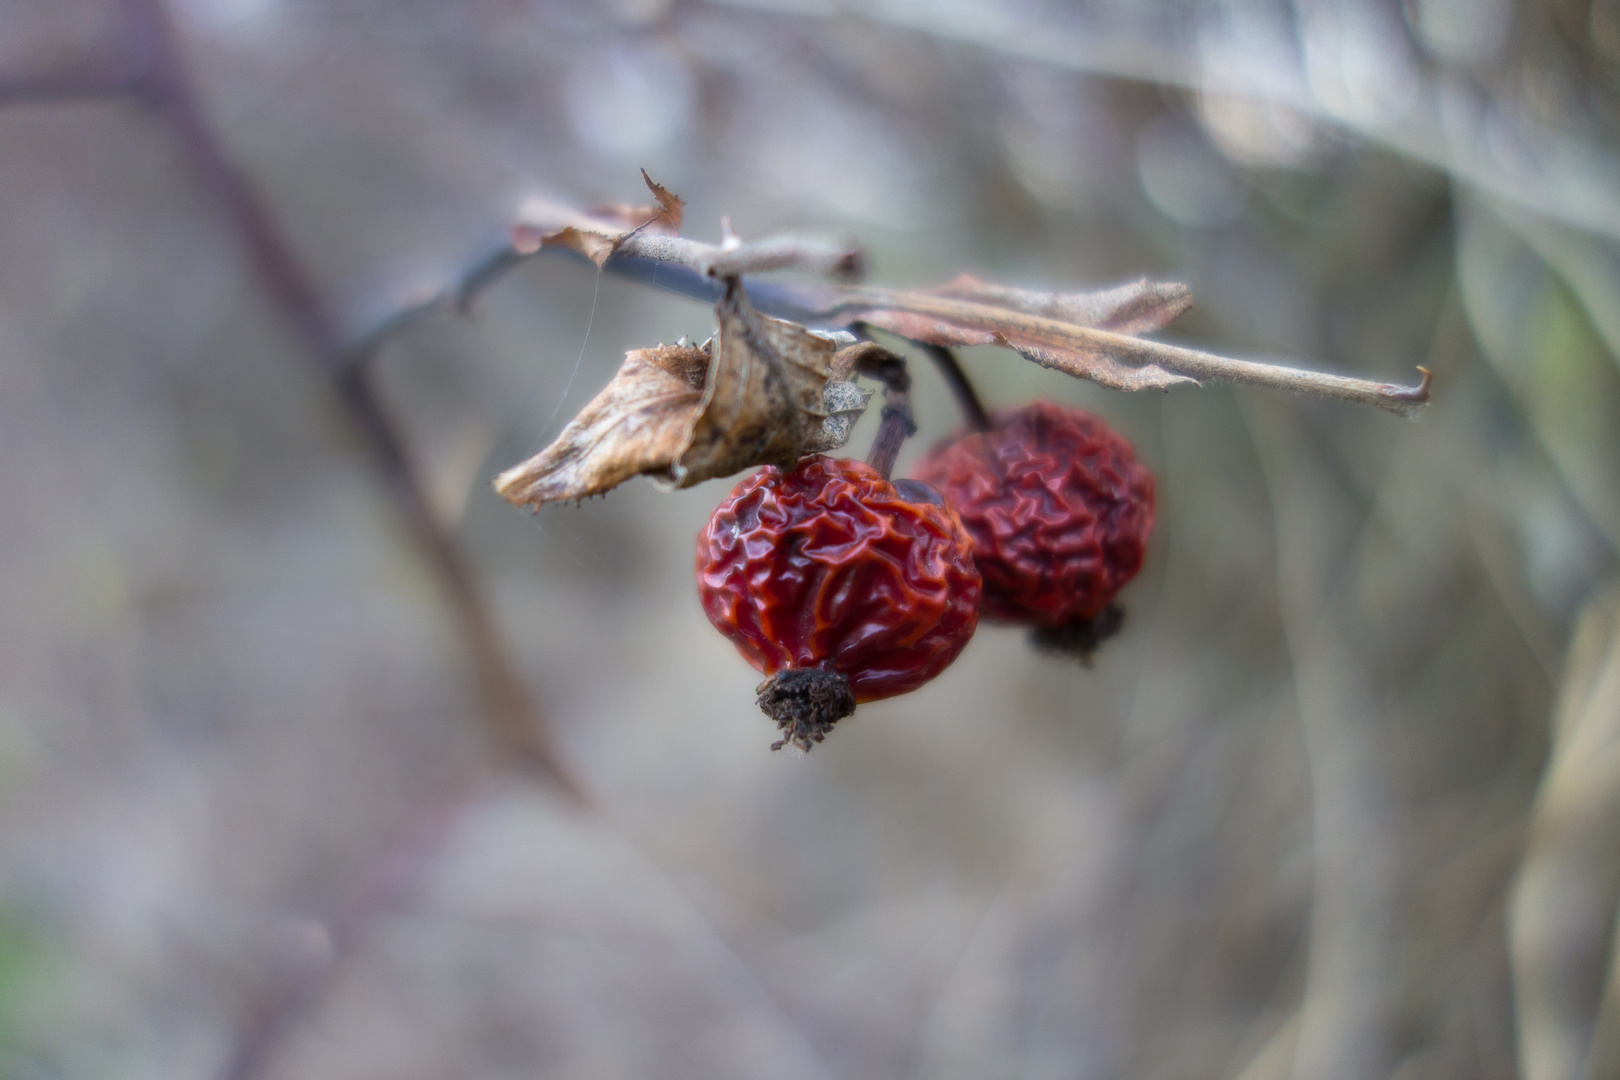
[3,0,1620,1077]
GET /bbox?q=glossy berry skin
[697,456,980,703]
[914,402,1154,628]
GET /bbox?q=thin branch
[355,232,1428,430]
[0,69,135,105]
[508,179,863,283]
[1242,399,1399,1080]
[347,228,860,367]
[0,0,159,107]
[0,12,593,779]
[346,240,525,362]
[425,240,1428,426]
[218,774,486,1080]
[29,4,597,1077]
[420,239,1427,417]
[108,0,584,795]
[1510,587,1620,1080]
[621,229,863,280]
[917,342,993,432]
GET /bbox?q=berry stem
[868,395,914,481]
[833,342,915,480]
[918,342,993,432]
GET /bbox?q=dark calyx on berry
[698,455,981,750]
[757,668,857,752]
[914,401,1153,661]
[1029,603,1125,666]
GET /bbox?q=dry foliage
[511,169,683,268]
[852,274,1200,391]
[494,280,847,506]
[495,175,1429,509]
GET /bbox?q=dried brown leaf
[511,170,683,268]
[1009,343,1199,392]
[801,378,874,455]
[492,343,709,506]
[930,274,1192,335]
[638,168,683,232]
[675,279,836,485]
[843,276,1199,393]
[854,310,999,348]
[830,279,1428,411]
[494,279,844,508]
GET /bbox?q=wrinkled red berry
[913,402,1153,651]
[697,455,981,750]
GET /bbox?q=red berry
[913,402,1153,653]
[697,455,981,750]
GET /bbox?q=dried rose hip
[913,401,1154,658]
[697,455,981,751]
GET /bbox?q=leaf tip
[492,461,540,508]
[640,168,684,230]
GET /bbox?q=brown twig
[217,773,487,1080]
[90,0,582,796]
[1509,586,1620,1080]
[349,195,1423,426]
[346,240,526,363]
[447,218,1429,418]
[917,342,993,432]
[1241,398,1400,1080]
[3,6,593,1062]
[0,4,593,1077]
[382,239,1426,419]
[621,229,864,280]
[0,68,135,104]
[345,222,862,368]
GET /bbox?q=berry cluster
[697,400,1155,751]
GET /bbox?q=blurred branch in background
[0,68,134,105]
[1511,586,1620,1080]
[1,3,588,1074]
[137,0,583,791]
[1244,400,1398,1080]
[0,0,582,792]
[217,774,488,1080]
[348,213,865,359]
[716,0,1620,247]
[358,194,1432,416]
[1456,199,1620,561]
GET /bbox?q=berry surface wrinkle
[915,401,1154,627]
[697,456,981,703]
